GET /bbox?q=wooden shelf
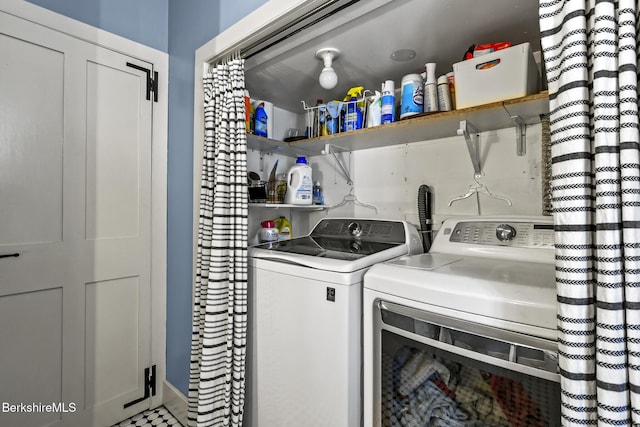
[246,135,316,157]
[246,92,549,156]
[248,203,326,210]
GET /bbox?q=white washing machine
[245,218,422,427]
[363,216,561,427]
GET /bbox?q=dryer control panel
[445,221,555,249]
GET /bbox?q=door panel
[86,60,144,241]
[82,46,152,426]
[0,288,63,427]
[85,277,141,406]
[0,20,77,427]
[0,9,153,427]
[0,32,64,246]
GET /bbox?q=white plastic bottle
[284,156,313,205]
[366,91,382,128]
[258,220,279,243]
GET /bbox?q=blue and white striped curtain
[188,55,249,427]
[540,1,640,425]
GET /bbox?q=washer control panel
[446,221,555,248]
[311,218,406,243]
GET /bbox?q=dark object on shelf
[249,181,267,203]
[283,136,308,142]
[463,44,476,60]
[418,185,433,253]
[248,171,261,183]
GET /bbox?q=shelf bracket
[511,114,527,156]
[503,105,527,156]
[457,120,482,176]
[322,143,353,185]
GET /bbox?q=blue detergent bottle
[255,102,268,137]
[344,96,363,132]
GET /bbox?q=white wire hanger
[448,173,512,210]
[449,120,512,214]
[321,143,378,212]
[328,185,378,213]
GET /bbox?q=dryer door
[372,300,561,427]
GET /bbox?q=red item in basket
[487,375,545,427]
[474,42,512,57]
[432,377,456,400]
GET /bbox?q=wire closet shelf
[301,91,370,139]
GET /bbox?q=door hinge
[123,365,157,409]
[126,62,158,102]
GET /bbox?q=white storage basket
[453,42,540,109]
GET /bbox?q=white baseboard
[163,380,188,426]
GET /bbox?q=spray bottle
[423,63,439,113]
[343,86,364,132]
[366,90,382,128]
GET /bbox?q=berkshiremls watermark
[2,402,77,413]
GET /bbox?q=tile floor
[111,406,182,427]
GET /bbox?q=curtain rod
[241,0,360,60]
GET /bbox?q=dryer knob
[496,224,516,241]
[348,221,362,237]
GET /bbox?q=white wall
[248,123,545,240]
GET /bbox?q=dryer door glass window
[381,331,561,426]
[378,303,561,426]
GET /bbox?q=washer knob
[348,221,362,236]
[496,224,516,241]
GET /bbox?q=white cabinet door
[0,10,153,427]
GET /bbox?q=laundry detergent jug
[284,156,313,205]
[273,216,292,240]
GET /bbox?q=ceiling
[244,0,541,113]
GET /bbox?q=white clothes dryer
[363,216,560,427]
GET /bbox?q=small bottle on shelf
[437,75,453,112]
[312,181,324,205]
[446,72,456,110]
